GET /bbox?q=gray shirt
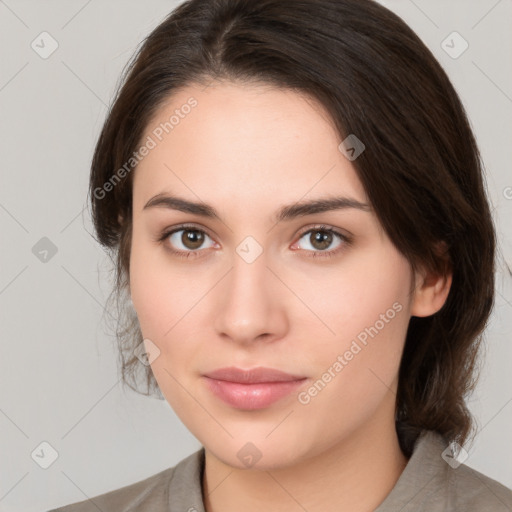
[48,430,512,511]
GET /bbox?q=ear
[410,243,452,318]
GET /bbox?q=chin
[203,434,312,471]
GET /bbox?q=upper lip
[203,366,306,384]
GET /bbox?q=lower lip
[203,377,307,410]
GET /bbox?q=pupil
[312,231,331,250]
[183,230,204,249]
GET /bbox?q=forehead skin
[132,81,372,233]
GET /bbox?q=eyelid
[295,223,352,240]
[155,222,216,243]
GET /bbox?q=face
[129,81,417,469]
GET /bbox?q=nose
[213,246,289,346]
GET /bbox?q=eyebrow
[143,193,371,223]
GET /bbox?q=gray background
[0,1,511,511]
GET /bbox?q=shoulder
[377,430,512,512]
[46,467,174,512]
[446,458,512,511]
[46,448,205,512]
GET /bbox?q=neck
[202,416,409,512]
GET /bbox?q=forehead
[132,81,368,214]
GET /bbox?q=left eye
[294,228,345,253]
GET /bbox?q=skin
[129,81,452,512]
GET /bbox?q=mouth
[202,366,308,410]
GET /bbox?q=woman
[49,0,512,510]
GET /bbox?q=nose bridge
[231,240,268,297]
[226,241,272,315]
[213,238,287,342]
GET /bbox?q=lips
[202,366,308,410]
[203,366,306,383]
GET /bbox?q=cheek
[304,249,412,399]
[129,226,191,336]
[129,239,201,411]
[129,232,208,376]
[311,248,411,346]
[129,255,164,337]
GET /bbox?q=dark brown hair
[89,0,496,457]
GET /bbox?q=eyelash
[155,223,352,260]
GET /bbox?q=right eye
[157,224,218,259]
